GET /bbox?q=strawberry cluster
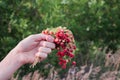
[42,27,76,69]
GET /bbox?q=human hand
[14,33,55,65]
[0,33,55,80]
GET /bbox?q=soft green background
[0,0,120,78]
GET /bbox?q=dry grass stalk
[92,66,101,75]
[100,71,117,80]
[75,64,93,80]
[66,66,78,80]
[22,72,32,80]
[105,49,120,71]
[46,67,60,80]
[31,70,40,80]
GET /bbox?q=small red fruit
[69,53,74,58]
[72,61,76,65]
[62,64,66,69]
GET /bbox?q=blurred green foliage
[1,0,120,77]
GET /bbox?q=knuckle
[40,41,46,47]
[48,48,51,53]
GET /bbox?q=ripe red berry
[62,64,66,69]
[54,38,59,43]
[72,61,76,65]
[73,45,76,49]
[69,53,74,58]
[59,61,63,65]
[49,31,54,35]
[44,30,49,34]
[57,52,65,57]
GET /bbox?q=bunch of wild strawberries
[42,27,76,69]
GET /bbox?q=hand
[15,33,55,64]
[0,33,55,80]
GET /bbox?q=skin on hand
[0,33,55,80]
[15,33,55,64]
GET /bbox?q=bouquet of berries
[32,26,76,69]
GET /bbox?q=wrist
[0,48,23,80]
[11,46,31,65]
[8,47,24,67]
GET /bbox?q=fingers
[29,33,55,61]
[30,34,54,42]
[35,47,52,60]
[38,47,51,54]
[35,52,47,59]
[39,41,55,49]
